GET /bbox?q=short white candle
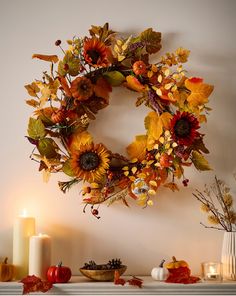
[13,210,35,279]
[29,234,51,279]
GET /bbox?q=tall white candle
[13,210,35,279]
[29,234,51,279]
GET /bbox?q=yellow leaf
[32,54,59,63]
[185,78,214,107]
[25,82,40,97]
[124,171,129,176]
[149,180,157,187]
[68,130,93,152]
[145,112,163,147]
[127,135,147,161]
[159,112,173,129]
[148,189,156,195]
[131,167,138,174]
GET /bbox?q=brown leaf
[128,276,143,288]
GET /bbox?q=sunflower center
[87,49,100,64]
[79,151,100,171]
[174,118,191,137]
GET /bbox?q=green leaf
[62,160,75,177]
[58,51,80,77]
[140,28,162,54]
[27,118,46,139]
[25,82,40,97]
[191,151,212,171]
[37,138,58,158]
[103,71,125,86]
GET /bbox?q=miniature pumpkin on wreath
[25,23,213,218]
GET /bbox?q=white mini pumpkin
[151,259,169,281]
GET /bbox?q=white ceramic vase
[221,231,236,280]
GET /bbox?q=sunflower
[83,38,110,67]
[170,111,200,146]
[71,143,110,182]
[70,76,93,101]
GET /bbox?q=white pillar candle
[29,234,51,279]
[13,210,36,279]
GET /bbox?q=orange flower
[83,38,110,67]
[70,77,93,101]
[71,143,110,182]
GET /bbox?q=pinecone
[106,258,122,269]
[82,260,97,270]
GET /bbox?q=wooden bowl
[79,265,127,281]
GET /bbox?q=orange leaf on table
[127,276,143,288]
[114,270,126,286]
[185,77,214,107]
[32,54,59,63]
[20,275,52,295]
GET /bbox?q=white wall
[1,0,236,276]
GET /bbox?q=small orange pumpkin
[0,258,15,282]
[165,256,189,269]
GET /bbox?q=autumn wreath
[25,23,214,218]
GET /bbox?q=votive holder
[202,262,222,282]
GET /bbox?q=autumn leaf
[128,276,143,288]
[58,76,71,97]
[125,75,145,92]
[140,28,162,54]
[94,76,112,101]
[62,160,75,177]
[37,138,59,159]
[58,51,80,76]
[185,78,214,107]
[159,112,173,129]
[127,135,147,161]
[27,118,46,139]
[191,150,212,171]
[164,182,179,192]
[26,99,39,108]
[103,71,125,86]
[20,275,52,295]
[114,270,126,286]
[25,82,40,97]
[144,112,163,149]
[32,54,59,63]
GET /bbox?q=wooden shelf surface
[0,276,236,295]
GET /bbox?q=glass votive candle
[202,262,222,282]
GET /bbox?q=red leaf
[128,276,143,288]
[114,270,126,286]
[20,275,52,294]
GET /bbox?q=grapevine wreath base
[25,23,214,218]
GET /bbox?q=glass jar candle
[202,262,222,281]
